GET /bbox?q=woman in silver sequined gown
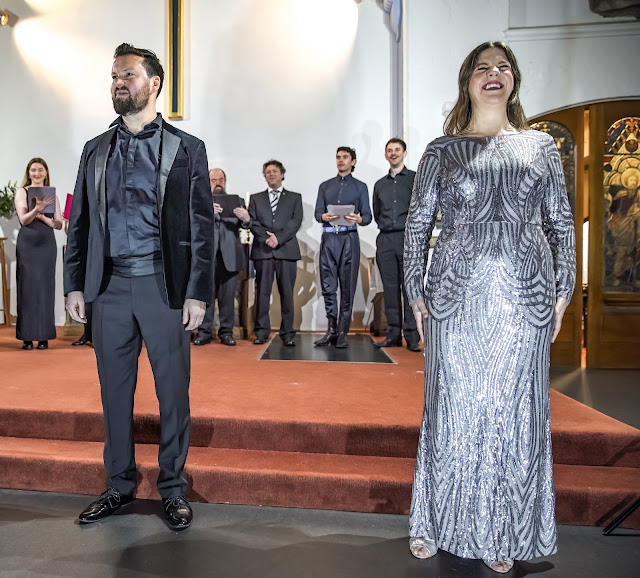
[403,42,576,573]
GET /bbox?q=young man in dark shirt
[314,147,371,348]
[373,138,420,352]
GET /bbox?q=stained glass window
[531,120,576,214]
[603,117,640,292]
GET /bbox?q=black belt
[322,225,357,233]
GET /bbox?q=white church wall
[404,0,640,168]
[1,0,638,331]
[0,0,392,330]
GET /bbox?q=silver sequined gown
[404,130,576,562]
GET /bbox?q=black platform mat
[260,333,394,363]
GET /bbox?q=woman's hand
[551,297,568,343]
[34,196,55,213]
[411,298,429,343]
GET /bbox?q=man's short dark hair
[114,43,164,96]
[263,159,286,177]
[336,146,357,172]
[385,138,407,151]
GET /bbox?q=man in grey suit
[194,168,250,346]
[248,160,303,346]
[64,43,214,531]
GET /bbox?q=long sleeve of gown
[541,134,576,303]
[403,142,441,305]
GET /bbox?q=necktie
[270,190,280,214]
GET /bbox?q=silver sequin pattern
[404,130,576,562]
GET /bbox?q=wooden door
[587,101,640,368]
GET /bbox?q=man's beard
[112,85,151,115]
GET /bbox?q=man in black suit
[194,168,250,346]
[64,43,214,531]
[248,160,303,346]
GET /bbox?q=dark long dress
[16,209,57,342]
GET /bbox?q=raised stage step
[1,437,639,527]
[1,392,639,467]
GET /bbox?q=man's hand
[322,213,338,222]
[66,291,87,324]
[233,207,250,224]
[411,298,428,343]
[344,212,362,225]
[551,297,568,343]
[213,203,223,214]
[265,231,279,248]
[182,298,206,331]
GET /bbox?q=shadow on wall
[0,215,19,324]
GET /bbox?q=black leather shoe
[163,496,193,531]
[407,341,422,352]
[335,333,348,348]
[220,335,236,346]
[79,488,133,523]
[72,335,90,346]
[37,341,48,350]
[21,341,33,350]
[282,338,295,347]
[374,336,403,348]
[193,337,211,346]
[253,337,267,345]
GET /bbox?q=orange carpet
[0,327,638,527]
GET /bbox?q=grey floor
[1,488,639,578]
[550,366,640,429]
[2,367,638,577]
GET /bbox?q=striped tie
[270,190,280,214]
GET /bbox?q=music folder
[27,186,56,214]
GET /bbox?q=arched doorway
[530,99,640,368]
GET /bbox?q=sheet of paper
[326,204,355,227]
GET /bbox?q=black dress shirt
[314,174,372,226]
[372,166,416,232]
[104,114,162,261]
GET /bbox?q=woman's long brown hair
[21,157,50,188]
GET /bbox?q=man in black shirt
[372,138,420,351]
[65,43,214,530]
[314,147,371,348]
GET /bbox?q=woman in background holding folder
[14,157,62,350]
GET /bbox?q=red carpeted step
[2,437,639,527]
[1,393,639,468]
[554,463,640,529]
[0,437,415,514]
[550,393,640,468]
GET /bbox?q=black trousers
[376,231,418,342]
[82,301,93,341]
[92,271,191,498]
[319,231,359,334]
[253,258,297,340]
[199,253,239,338]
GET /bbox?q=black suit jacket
[248,189,302,261]
[214,193,248,273]
[64,119,214,309]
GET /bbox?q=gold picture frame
[168,0,183,120]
